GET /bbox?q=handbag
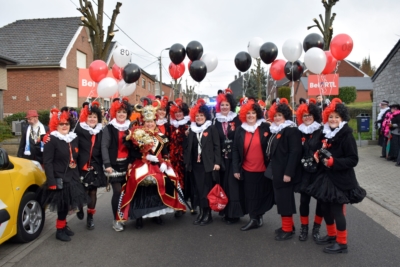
[54,163,68,190]
[207,171,228,212]
[301,155,317,173]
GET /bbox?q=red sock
[336,230,347,244]
[282,216,292,232]
[314,215,323,225]
[56,219,66,229]
[87,208,96,215]
[291,217,294,227]
[326,223,337,237]
[300,216,309,225]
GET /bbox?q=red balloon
[112,63,122,80]
[322,51,338,74]
[270,59,286,80]
[169,62,185,80]
[330,34,353,60]
[89,60,108,82]
[188,60,192,70]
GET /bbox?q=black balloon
[189,60,207,82]
[169,43,186,64]
[122,63,141,84]
[186,41,204,61]
[259,42,278,64]
[284,60,305,81]
[303,33,325,52]
[234,52,252,72]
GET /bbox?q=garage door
[66,87,78,107]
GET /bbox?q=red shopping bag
[207,184,228,212]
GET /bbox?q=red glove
[48,185,57,190]
[326,157,334,167]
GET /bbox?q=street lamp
[159,48,170,96]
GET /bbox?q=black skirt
[243,170,274,218]
[389,134,400,158]
[129,185,168,219]
[41,178,87,212]
[80,168,107,190]
[274,185,296,215]
[108,159,129,184]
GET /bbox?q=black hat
[389,103,400,109]
[380,100,389,105]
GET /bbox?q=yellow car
[0,148,46,244]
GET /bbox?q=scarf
[156,118,168,126]
[79,122,102,135]
[170,116,190,128]
[383,110,400,137]
[241,119,265,133]
[377,107,390,128]
[215,111,237,123]
[270,120,296,134]
[190,121,212,162]
[24,122,46,155]
[50,131,77,143]
[298,121,321,134]
[323,121,347,139]
[109,118,130,131]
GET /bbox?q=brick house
[372,39,400,105]
[0,49,17,120]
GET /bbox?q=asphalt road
[6,191,400,267]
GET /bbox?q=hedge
[278,86,291,100]
[4,110,51,126]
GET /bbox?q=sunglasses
[59,123,70,126]
[302,114,313,118]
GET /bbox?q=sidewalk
[355,145,400,217]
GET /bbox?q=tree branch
[319,14,325,29]
[313,18,325,35]
[330,13,336,27]
[102,2,122,60]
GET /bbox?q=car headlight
[32,160,44,172]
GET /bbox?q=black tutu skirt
[80,169,108,190]
[41,178,88,212]
[129,185,169,219]
[305,172,366,204]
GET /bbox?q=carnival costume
[101,97,135,231]
[266,98,302,240]
[213,90,244,224]
[296,100,324,241]
[306,98,366,254]
[156,96,171,137]
[75,101,107,229]
[117,99,186,228]
[42,108,87,241]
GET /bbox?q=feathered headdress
[322,98,350,123]
[216,89,236,112]
[190,100,211,122]
[49,108,71,132]
[160,96,169,109]
[140,97,159,121]
[170,98,189,120]
[79,101,102,123]
[110,97,131,119]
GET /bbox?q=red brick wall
[355,91,371,102]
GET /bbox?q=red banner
[308,74,339,96]
[78,69,116,97]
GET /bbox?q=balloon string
[265,68,270,101]
[334,60,341,74]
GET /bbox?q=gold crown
[142,105,157,121]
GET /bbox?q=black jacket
[43,135,80,186]
[269,126,302,189]
[213,116,242,160]
[321,123,359,191]
[17,124,48,163]
[232,122,270,175]
[185,125,221,173]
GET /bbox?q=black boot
[76,209,84,220]
[299,224,309,241]
[193,208,204,225]
[323,242,348,254]
[257,215,263,227]
[136,217,143,229]
[240,219,259,231]
[199,208,213,226]
[152,216,163,225]
[312,223,321,241]
[316,235,336,245]
[275,226,295,235]
[225,217,240,225]
[87,214,95,230]
[275,230,294,241]
[64,225,74,236]
[56,229,71,242]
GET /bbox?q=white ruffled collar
[241,119,265,133]
[190,121,212,133]
[50,131,77,143]
[298,121,321,134]
[79,122,102,135]
[109,118,130,131]
[156,118,168,126]
[170,116,190,128]
[323,121,347,139]
[215,111,237,123]
[270,120,296,134]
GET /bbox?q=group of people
[16,90,366,255]
[376,100,400,166]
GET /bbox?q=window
[142,78,146,88]
[136,95,140,102]
[66,87,78,107]
[148,81,151,91]
[76,51,86,69]
[104,98,110,110]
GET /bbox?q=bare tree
[77,0,122,61]
[307,0,340,50]
[182,80,197,105]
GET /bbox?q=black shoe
[379,156,386,158]
[152,216,163,225]
[257,215,263,227]
[87,214,95,230]
[64,225,74,236]
[395,163,400,167]
[193,208,204,225]
[76,209,84,220]
[225,217,240,225]
[174,210,185,218]
[275,230,294,241]
[323,242,348,254]
[316,235,336,245]
[200,208,213,226]
[240,219,259,231]
[275,226,295,235]
[299,224,309,241]
[56,229,71,242]
[312,223,321,241]
[136,217,143,229]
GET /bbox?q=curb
[366,195,400,218]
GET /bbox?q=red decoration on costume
[160,96,169,109]
[203,132,208,137]
[189,100,207,122]
[110,97,130,120]
[309,98,316,104]
[75,147,79,153]
[277,134,282,139]
[49,109,70,132]
[326,156,334,167]
[197,98,206,105]
[301,137,306,144]
[229,122,235,131]
[264,132,269,137]
[79,101,101,122]
[327,223,337,237]
[56,219,66,229]
[48,185,56,190]
[169,123,188,189]
[322,98,342,124]
[169,98,183,120]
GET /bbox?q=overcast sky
[1,0,399,97]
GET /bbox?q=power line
[142,60,158,69]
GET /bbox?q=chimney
[234,75,237,80]
[238,72,241,77]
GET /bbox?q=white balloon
[247,37,264,59]
[113,45,131,68]
[200,53,218,73]
[282,39,302,62]
[119,82,137,96]
[97,77,118,98]
[117,79,126,91]
[304,47,327,74]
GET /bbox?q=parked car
[0,148,46,244]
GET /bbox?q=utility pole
[159,48,170,96]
